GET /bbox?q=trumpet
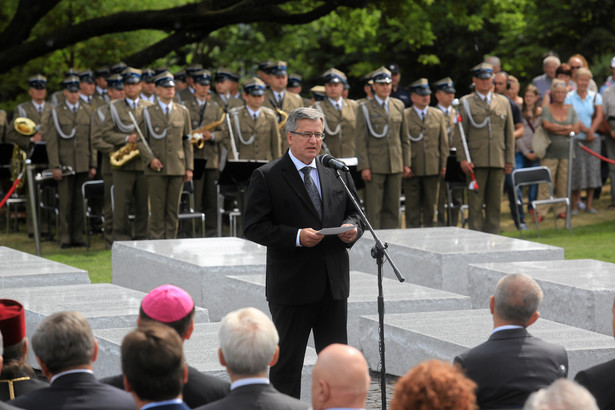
[190,112,226,150]
[35,166,75,182]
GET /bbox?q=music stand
[192,158,208,180]
[28,142,48,166]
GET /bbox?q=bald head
[493,274,543,327]
[311,344,370,410]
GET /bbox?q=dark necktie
[335,102,340,111]
[252,113,257,121]
[421,111,425,122]
[165,106,170,120]
[301,166,321,218]
[38,106,42,114]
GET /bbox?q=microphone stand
[333,168,404,410]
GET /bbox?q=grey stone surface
[224,271,472,347]
[112,238,266,320]
[94,322,317,403]
[359,309,615,379]
[0,246,90,287]
[349,227,564,294]
[467,259,615,335]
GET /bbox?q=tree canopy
[2,0,615,111]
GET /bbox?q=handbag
[532,125,551,159]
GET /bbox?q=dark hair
[556,63,572,77]
[0,339,37,379]
[139,306,195,339]
[121,323,185,402]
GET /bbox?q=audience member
[569,54,598,93]
[507,75,523,105]
[195,307,308,410]
[9,311,136,410]
[485,56,502,74]
[387,63,411,108]
[517,85,542,221]
[101,285,229,408]
[542,63,574,107]
[122,323,190,410]
[0,300,47,401]
[311,344,370,410]
[574,296,615,409]
[536,80,579,219]
[0,333,29,410]
[599,76,615,211]
[532,55,561,100]
[565,67,603,214]
[390,360,476,410]
[600,57,615,94]
[523,379,598,410]
[454,274,568,409]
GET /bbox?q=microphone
[319,154,350,172]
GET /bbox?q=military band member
[229,70,242,100]
[434,77,461,226]
[211,68,244,111]
[287,74,310,107]
[223,77,280,161]
[264,61,304,153]
[402,79,448,228]
[310,86,326,105]
[177,64,202,103]
[94,66,110,103]
[138,71,193,239]
[356,67,411,229]
[8,74,52,237]
[111,61,128,74]
[452,63,514,234]
[257,60,273,86]
[45,76,96,248]
[356,75,374,105]
[91,74,125,248]
[312,68,358,158]
[101,68,152,242]
[182,69,225,235]
[139,68,157,104]
[49,68,79,106]
[174,69,187,91]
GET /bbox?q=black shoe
[71,242,86,248]
[28,233,34,238]
[61,243,71,249]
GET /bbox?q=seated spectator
[532,55,561,101]
[574,296,615,409]
[542,63,574,107]
[101,285,229,407]
[195,307,308,410]
[122,323,190,410]
[9,311,136,410]
[0,332,30,410]
[454,274,568,409]
[390,359,476,410]
[523,379,598,410]
[311,344,370,410]
[0,300,47,401]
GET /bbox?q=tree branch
[0,0,61,46]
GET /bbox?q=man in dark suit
[9,311,136,410]
[243,107,363,398]
[575,296,615,410]
[122,323,191,410]
[454,274,568,409]
[195,307,308,410]
[101,285,229,408]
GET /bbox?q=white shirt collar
[374,95,389,107]
[476,91,492,104]
[65,101,79,112]
[142,399,184,409]
[50,368,93,384]
[492,324,523,335]
[412,105,428,118]
[158,100,173,113]
[246,106,261,119]
[437,104,450,114]
[126,97,139,108]
[289,149,317,171]
[328,97,343,107]
[32,101,45,111]
[231,377,270,390]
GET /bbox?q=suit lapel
[280,153,322,220]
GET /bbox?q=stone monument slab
[359,309,615,378]
[349,227,563,294]
[0,246,90,288]
[467,259,615,335]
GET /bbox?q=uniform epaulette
[261,106,276,116]
[229,106,243,114]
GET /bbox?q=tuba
[11,117,39,188]
[190,111,226,149]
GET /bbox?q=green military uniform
[210,92,244,112]
[44,81,95,246]
[313,98,358,157]
[182,71,225,235]
[452,64,514,234]
[436,103,461,226]
[403,105,449,228]
[224,106,280,161]
[356,68,410,229]
[264,89,303,154]
[90,103,114,247]
[138,72,193,239]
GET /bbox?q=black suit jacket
[243,152,363,305]
[101,366,229,409]
[9,372,136,410]
[194,383,309,410]
[454,327,568,409]
[575,358,615,410]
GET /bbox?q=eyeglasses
[289,131,325,140]
[571,66,581,69]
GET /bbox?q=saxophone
[190,111,226,149]
[109,143,140,168]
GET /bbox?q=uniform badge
[154,126,161,133]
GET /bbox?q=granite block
[0,246,90,287]
[467,259,615,335]
[112,238,266,319]
[349,227,563,294]
[358,309,615,379]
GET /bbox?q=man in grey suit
[454,274,568,409]
[195,307,309,410]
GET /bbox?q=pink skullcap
[141,285,194,323]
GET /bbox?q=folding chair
[512,166,572,237]
[38,179,59,239]
[217,183,241,237]
[82,180,105,248]
[178,180,205,238]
